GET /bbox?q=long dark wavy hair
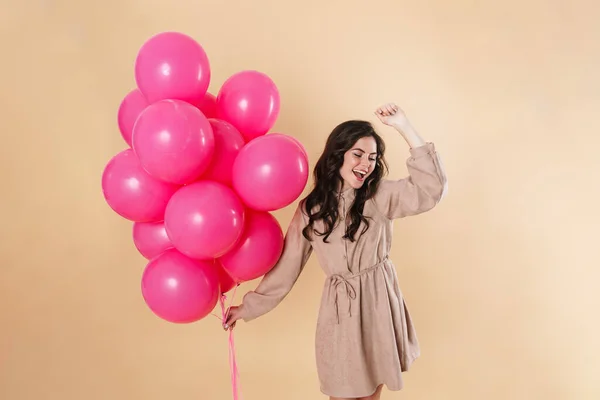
[301,120,388,243]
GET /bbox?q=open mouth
[352,169,367,181]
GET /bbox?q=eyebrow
[351,148,378,155]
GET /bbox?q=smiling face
[339,136,378,190]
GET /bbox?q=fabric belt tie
[329,256,389,324]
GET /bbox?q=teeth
[353,169,366,176]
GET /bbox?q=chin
[342,174,368,189]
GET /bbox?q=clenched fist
[223,305,243,331]
[374,103,408,128]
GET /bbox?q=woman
[224,103,447,400]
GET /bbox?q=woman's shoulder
[364,179,402,217]
[371,179,397,197]
[297,195,322,216]
[293,197,313,223]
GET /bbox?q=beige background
[1,0,599,399]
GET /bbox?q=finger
[223,313,232,329]
[225,319,237,331]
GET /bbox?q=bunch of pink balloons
[101,31,309,324]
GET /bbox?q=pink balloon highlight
[232,134,309,211]
[133,221,173,259]
[216,70,280,141]
[164,181,246,260]
[219,210,284,283]
[135,31,211,104]
[132,99,215,185]
[101,149,180,222]
[117,88,149,147]
[141,249,220,323]
[270,133,308,160]
[200,119,245,185]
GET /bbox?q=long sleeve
[239,201,313,322]
[373,142,448,219]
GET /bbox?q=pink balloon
[232,134,309,211]
[101,149,180,222]
[216,70,280,141]
[164,180,245,260]
[219,210,284,283]
[270,133,308,160]
[117,89,149,147]
[133,221,173,259]
[199,119,245,185]
[132,99,215,185]
[214,260,236,294]
[141,249,220,323]
[135,31,211,104]
[192,92,217,118]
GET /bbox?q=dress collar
[336,186,356,200]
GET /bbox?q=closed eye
[352,152,377,161]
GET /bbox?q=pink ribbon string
[213,285,242,400]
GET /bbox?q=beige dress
[239,142,447,398]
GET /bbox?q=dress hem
[318,353,419,398]
[319,383,402,399]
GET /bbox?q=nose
[359,158,369,170]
